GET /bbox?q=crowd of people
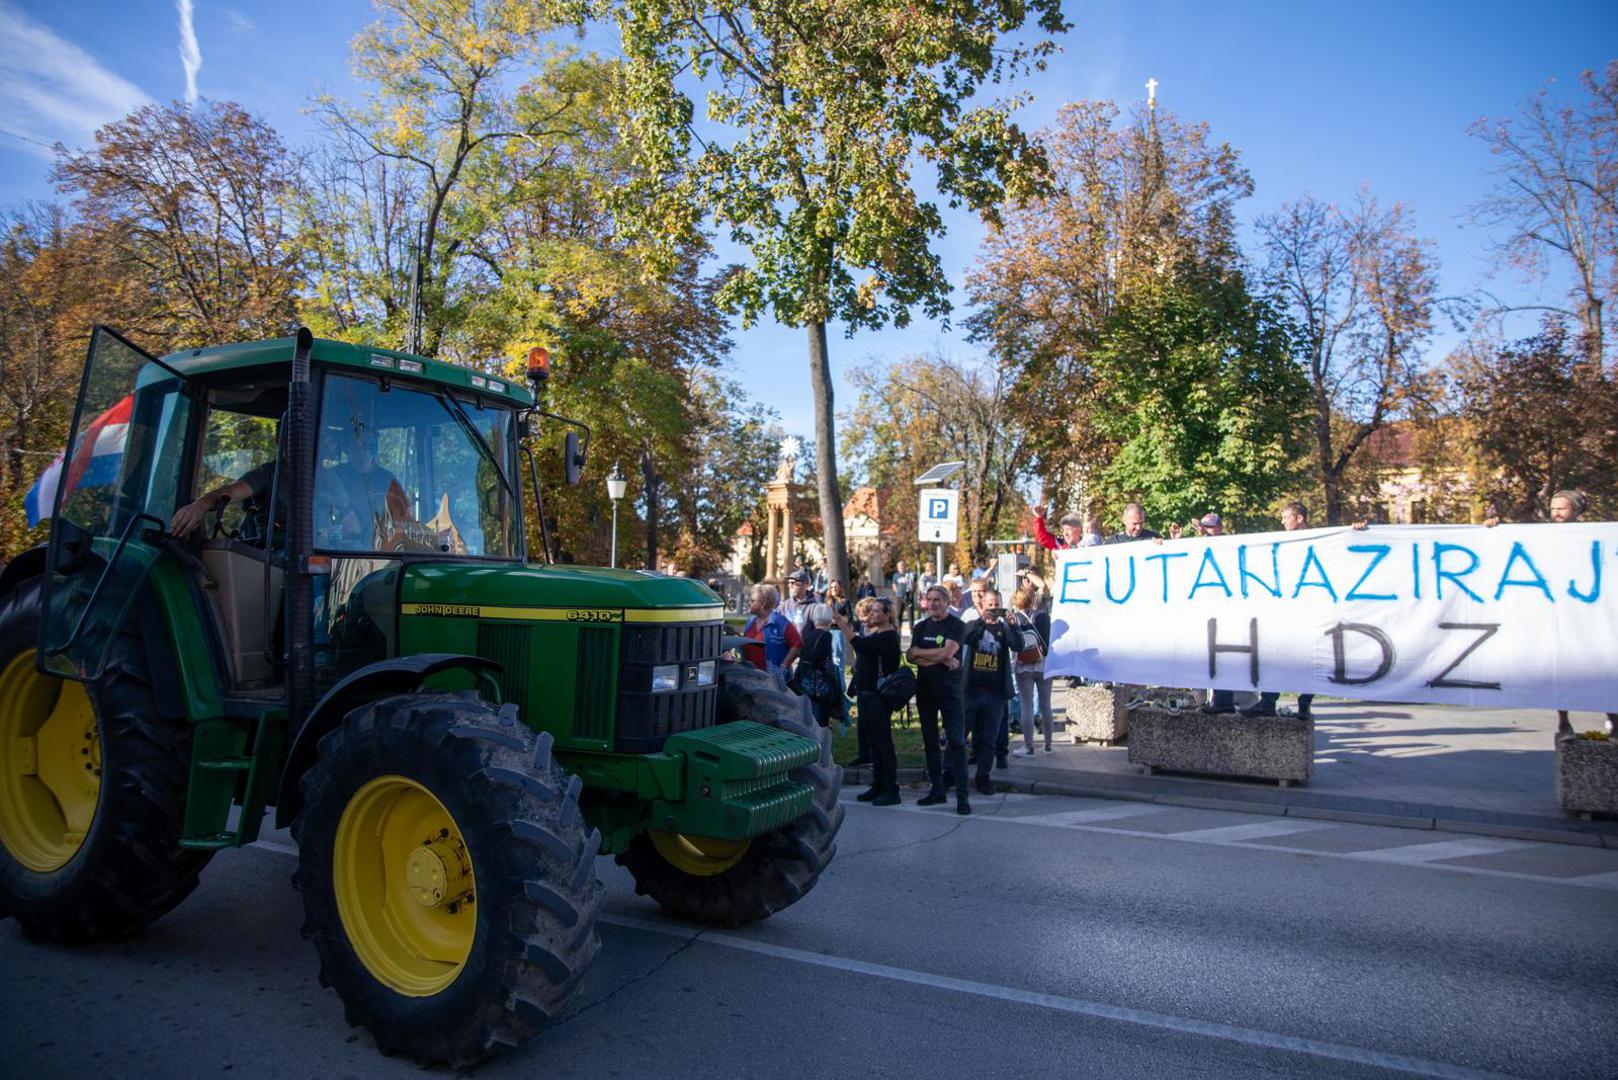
[733,486,1613,812]
[738,554,1057,816]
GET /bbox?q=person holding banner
[1240,501,1316,719]
[908,585,972,815]
[1106,502,1161,544]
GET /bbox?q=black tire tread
[291,691,601,1067]
[615,659,843,927]
[0,577,212,941]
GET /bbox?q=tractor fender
[273,653,502,829]
[0,543,49,601]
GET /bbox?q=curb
[841,765,1617,849]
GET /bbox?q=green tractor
[0,327,842,1065]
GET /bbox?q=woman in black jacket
[831,597,902,805]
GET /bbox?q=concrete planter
[1127,706,1313,787]
[1555,733,1618,818]
[1063,684,1129,745]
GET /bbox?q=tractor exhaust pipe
[286,327,315,730]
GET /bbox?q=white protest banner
[1045,524,1618,711]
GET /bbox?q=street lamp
[606,466,627,568]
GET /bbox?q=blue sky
[2,1,1614,445]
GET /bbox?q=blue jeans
[966,687,1008,780]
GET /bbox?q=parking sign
[918,488,959,543]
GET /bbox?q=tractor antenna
[405,222,425,356]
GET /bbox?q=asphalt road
[4,790,1617,1080]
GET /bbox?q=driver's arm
[170,475,256,536]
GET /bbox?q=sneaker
[1012,747,1034,757]
[917,786,948,807]
[855,786,882,802]
[1240,701,1277,718]
[995,753,1009,770]
[956,796,972,816]
[871,790,901,807]
[974,776,993,796]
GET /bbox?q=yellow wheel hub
[649,830,750,877]
[0,651,99,872]
[333,775,476,996]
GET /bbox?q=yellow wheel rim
[649,830,750,877]
[333,775,476,997]
[0,651,99,872]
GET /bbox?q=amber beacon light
[526,346,551,384]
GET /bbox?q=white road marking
[1348,838,1533,864]
[999,803,1166,825]
[601,913,1518,1080]
[1569,870,1618,888]
[1168,820,1331,844]
[846,799,1618,891]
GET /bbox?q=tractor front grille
[614,621,723,753]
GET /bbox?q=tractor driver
[169,421,406,550]
[315,419,409,549]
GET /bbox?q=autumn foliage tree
[968,101,1275,525]
[53,100,304,349]
[843,352,1030,571]
[1453,321,1618,520]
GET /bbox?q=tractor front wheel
[292,692,602,1067]
[616,660,843,926]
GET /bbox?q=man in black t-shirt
[960,590,1024,795]
[907,585,972,814]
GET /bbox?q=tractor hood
[399,562,725,622]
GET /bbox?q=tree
[1453,321,1618,520]
[609,0,1069,593]
[1086,267,1308,532]
[0,205,137,555]
[308,0,588,359]
[53,100,303,349]
[844,351,1029,571]
[966,100,1253,509]
[1257,191,1439,524]
[1468,63,1618,369]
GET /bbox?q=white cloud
[0,2,150,158]
[177,0,202,104]
[223,8,255,34]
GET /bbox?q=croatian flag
[24,395,133,527]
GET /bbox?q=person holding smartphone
[959,590,1025,796]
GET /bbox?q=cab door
[38,327,192,681]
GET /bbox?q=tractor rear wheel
[0,577,212,940]
[292,692,602,1067]
[616,660,843,926]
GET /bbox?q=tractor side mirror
[564,430,584,486]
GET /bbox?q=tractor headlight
[651,664,680,692]
[694,660,716,686]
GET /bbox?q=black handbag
[875,666,917,709]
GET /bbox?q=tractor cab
[39,328,532,695]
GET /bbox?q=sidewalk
[849,697,1618,848]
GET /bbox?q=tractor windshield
[315,374,520,559]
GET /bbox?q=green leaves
[609,0,1069,331]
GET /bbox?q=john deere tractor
[0,327,842,1065]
